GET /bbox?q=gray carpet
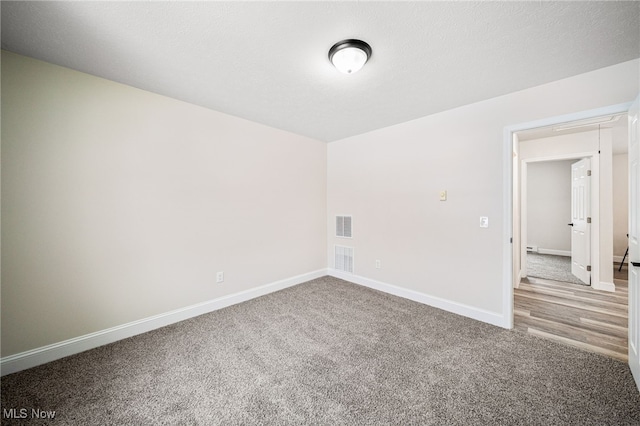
[2,276,639,425]
[527,252,586,285]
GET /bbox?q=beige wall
[327,59,638,314]
[1,51,327,357]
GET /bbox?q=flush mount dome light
[328,39,372,74]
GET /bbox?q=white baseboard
[328,269,508,329]
[1,269,327,377]
[592,281,616,292]
[614,255,627,263]
[537,248,571,257]
[532,250,628,264]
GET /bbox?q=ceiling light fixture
[328,39,372,75]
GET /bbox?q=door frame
[502,102,633,329]
[520,154,599,288]
[627,95,639,390]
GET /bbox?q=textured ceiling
[2,1,639,142]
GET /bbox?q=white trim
[328,269,508,328]
[614,255,627,263]
[523,151,597,163]
[520,161,528,278]
[515,270,524,289]
[503,126,515,328]
[504,103,633,136]
[0,269,328,377]
[537,248,571,257]
[591,154,601,290]
[504,102,632,329]
[593,281,616,293]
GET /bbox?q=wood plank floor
[514,275,628,361]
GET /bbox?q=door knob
[632,262,640,267]
[568,223,574,227]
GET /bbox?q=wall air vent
[334,245,354,273]
[336,215,352,238]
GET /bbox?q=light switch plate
[480,217,489,228]
[439,190,447,201]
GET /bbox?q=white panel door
[571,158,591,285]
[628,95,639,391]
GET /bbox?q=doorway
[504,103,632,360]
[515,136,605,291]
[524,158,591,286]
[511,110,629,293]
[520,155,598,287]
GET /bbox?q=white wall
[2,51,638,359]
[327,59,638,317]
[527,160,573,253]
[613,153,629,258]
[1,51,327,357]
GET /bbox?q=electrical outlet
[439,190,447,201]
[375,260,381,269]
[216,271,224,283]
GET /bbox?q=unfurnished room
[1,1,640,424]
